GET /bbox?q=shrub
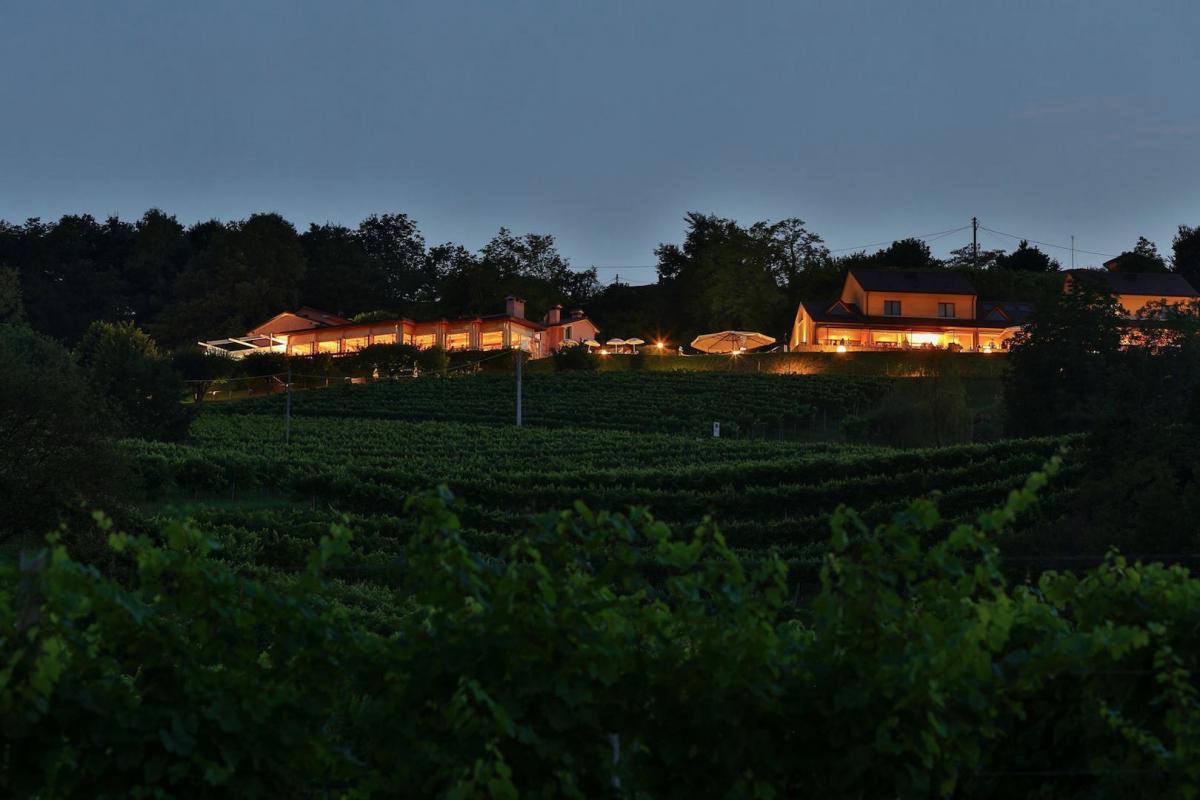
[843,373,972,446]
[74,321,193,441]
[552,344,599,371]
[0,324,124,542]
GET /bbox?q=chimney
[505,295,525,319]
[569,308,584,320]
[547,304,562,324]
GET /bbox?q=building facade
[201,297,599,359]
[790,268,1030,352]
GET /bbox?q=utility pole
[971,216,979,268]
[1071,235,1076,269]
[284,362,292,444]
[515,346,523,427]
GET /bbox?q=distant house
[790,268,1032,352]
[1063,269,1199,317]
[199,297,599,359]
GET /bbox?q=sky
[2,0,1198,284]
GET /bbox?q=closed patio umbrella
[689,330,776,354]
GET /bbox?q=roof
[294,307,353,326]
[1066,269,1199,298]
[848,267,977,295]
[977,301,1036,326]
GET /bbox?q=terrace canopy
[690,331,776,354]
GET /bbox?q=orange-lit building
[1063,269,1199,317]
[200,297,599,359]
[790,268,1031,352]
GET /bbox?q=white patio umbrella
[625,338,645,346]
[690,330,776,354]
[605,338,627,347]
[583,339,601,349]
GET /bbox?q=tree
[993,240,1060,272]
[1172,225,1200,281]
[944,244,1005,270]
[1106,236,1167,272]
[301,223,376,315]
[0,267,25,323]
[357,213,431,307]
[1004,274,1125,436]
[0,323,123,541]
[654,213,787,338]
[157,214,307,347]
[75,321,193,440]
[875,237,941,269]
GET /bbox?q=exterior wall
[808,323,1015,352]
[1117,294,1195,317]
[859,290,976,320]
[543,318,599,351]
[840,274,867,309]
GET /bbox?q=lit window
[938,303,955,318]
[290,342,314,356]
[414,334,435,349]
[316,340,340,354]
[344,336,369,351]
[374,333,397,346]
[884,300,901,316]
[446,332,469,350]
[481,331,504,350]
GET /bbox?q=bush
[843,373,972,446]
[0,324,124,542]
[343,343,422,378]
[172,350,237,402]
[551,344,599,371]
[75,321,193,441]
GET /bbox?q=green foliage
[842,372,973,447]
[209,371,870,435]
[1004,277,1125,436]
[8,461,1200,796]
[551,343,599,371]
[0,266,25,323]
[0,324,123,542]
[75,320,193,440]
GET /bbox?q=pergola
[198,334,287,358]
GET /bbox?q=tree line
[2,209,1199,346]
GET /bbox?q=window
[481,331,504,350]
[564,325,573,340]
[445,332,469,351]
[883,300,901,316]
[316,340,340,354]
[413,333,435,349]
[938,302,955,318]
[344,336,369,352]
[373,332,397,345]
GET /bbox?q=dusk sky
[3,1,1198,283]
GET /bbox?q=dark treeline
[3,209,1199,346]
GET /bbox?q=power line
[826,225,972,254]
[979,226,1118,259]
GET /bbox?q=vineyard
[125,412,1081,606]
[205,371,895,436]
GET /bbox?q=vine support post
[285,362,292,445]
[515,347,523,427]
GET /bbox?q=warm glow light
[836,344,847,354]
[909,332,942,346]
[656,341,665,350]
[982,344,993,354]
[599,349,609,356]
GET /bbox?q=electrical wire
[979,226,1118,259]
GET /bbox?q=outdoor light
[656,341,665,350]
[599,349,609,356]
[836,345,847,354]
